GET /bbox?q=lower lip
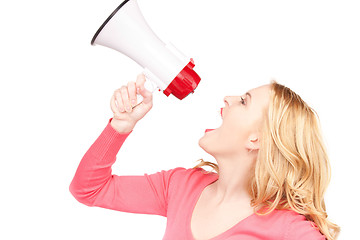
[205,129,215,133]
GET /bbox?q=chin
[198,136,206,151]
[198,132,217,156]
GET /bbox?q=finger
[138,84,153,104]
[127,81,137,107]
[114,89,125,113]
[136,74,152,104]
[135,73,146,87]
[110,93,121,118]
[120,86,132,113]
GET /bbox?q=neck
[209,152,256,205]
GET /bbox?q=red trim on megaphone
[163,58,201,100]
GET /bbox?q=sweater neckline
[186,171,257,240]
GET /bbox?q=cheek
[221,113,251,136]
[218,126,245,149]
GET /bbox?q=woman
[70,74,340,239]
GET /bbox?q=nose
[224,96,235,106]
[224,97,229,106]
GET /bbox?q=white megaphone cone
[91,0,201,104]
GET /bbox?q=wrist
[110,118,136,134]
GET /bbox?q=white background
[0,0,359,239]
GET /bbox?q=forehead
[248,84,270,96]
[248,84,271,105]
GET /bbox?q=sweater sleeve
[69,119,180,217]
[284,213,326,240]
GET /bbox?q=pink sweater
[70,119,326,240]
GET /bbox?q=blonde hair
[194,81,340,239]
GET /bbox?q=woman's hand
[110,74,153,133]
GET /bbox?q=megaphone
[91,0,201,102]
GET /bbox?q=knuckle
[114,89,122,95]
[120,86,128,93]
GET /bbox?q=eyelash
[240,97,246,105]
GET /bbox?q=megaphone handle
[136,77,156,105]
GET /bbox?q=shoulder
[253,210,325,239]
[279,210,326,240]
[153,167,217,194]
[163,167,216,184]
[144,167,216,186]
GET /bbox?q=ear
[245,134,260,152]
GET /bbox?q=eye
[240,96,246,105]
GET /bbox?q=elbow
[69,180,95,207]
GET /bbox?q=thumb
[136,74,153,104]
[137,84,153,104]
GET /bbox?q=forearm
[69,119,131,206]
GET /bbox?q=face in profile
[199,84,270,158]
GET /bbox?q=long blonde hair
[194,81,340,239]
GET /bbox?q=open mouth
[205,108,224,133]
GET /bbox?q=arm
[69,119,179,216]
[69,118,130,207]
[70,74,169,215]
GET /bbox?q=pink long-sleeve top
[69,119,326,240]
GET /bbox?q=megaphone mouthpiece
[163,58,200,100]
